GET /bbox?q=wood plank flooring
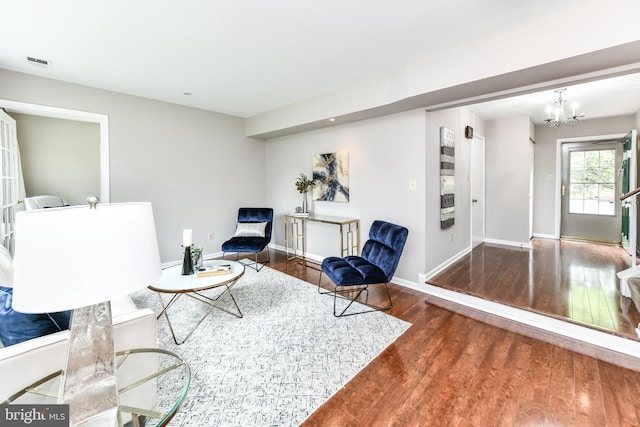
[263,246,640,426]
[428,238,640,340]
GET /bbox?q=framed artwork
[440,127,455,229]
[312,152,349,202]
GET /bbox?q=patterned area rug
[131,261,411,426]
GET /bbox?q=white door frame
[0,109,19,253]
[0,99,110,203]
[554,133,627,240]
[470,134,486,247]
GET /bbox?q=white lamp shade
[12,202,162,313]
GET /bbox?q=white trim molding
[422,283,640,369]
[484,237,532,249]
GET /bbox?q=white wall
[266,109,426,284]
[266,106,487,284]
[485,115,533,246]
[0,68,491,284]
[0,69,267,263]
[13,67,633,284]
[13,113,100,206]
[424,108,481,274]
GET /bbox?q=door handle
[472,199,478,203]
[562,185,566,197]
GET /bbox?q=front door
[560,141,622,243]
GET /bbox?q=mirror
[0,99,109,204]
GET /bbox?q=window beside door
[569,148,616,216]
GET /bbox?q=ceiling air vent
[26,56,52,68]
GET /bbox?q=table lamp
[11,199,162,426]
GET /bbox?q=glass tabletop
[4,348,190,427]
[149,260,245,293]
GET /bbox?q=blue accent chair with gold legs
[318,220,408,317]
[221,208,273,272]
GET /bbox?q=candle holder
[181,245,194,275]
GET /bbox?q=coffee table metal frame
[149,260,245,345]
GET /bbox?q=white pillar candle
[183,229,193,247]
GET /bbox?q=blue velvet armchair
[319,220,408,317]
[221,208,273,271]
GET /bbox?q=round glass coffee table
[149,260,245,345]
[4,348,190,427]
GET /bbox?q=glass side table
[3,348,190,427]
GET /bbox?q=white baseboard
[422,246,472,281]
[268,243,323,263]
[533,233,557,239]
[484,238,532,249]
[390,276,420,290]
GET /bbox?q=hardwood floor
[264,247,640,426]
[428,238,640,340]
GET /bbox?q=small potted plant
[295,173,316,213]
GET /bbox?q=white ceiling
[2,0,638,123]
[466,72,640,125]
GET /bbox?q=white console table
[284,214,360,263]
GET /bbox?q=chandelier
[544,88,584,127]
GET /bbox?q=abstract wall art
[312,152,349,202]
[440,127,455,229]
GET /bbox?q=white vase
[302,191,308,213]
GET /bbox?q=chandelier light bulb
[571,102,578,116]
[545,106,553,119]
